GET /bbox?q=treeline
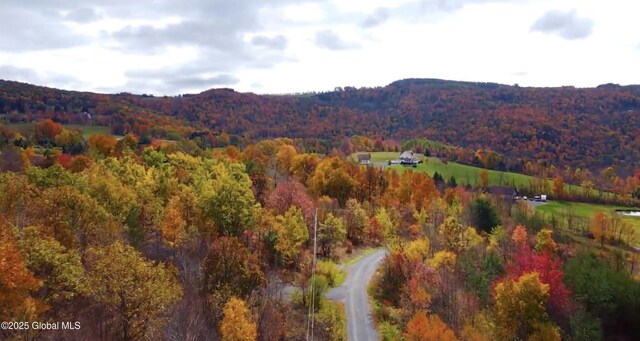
[0,81,201,138]
[2,118,640,210]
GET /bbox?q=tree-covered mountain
[2,78,639,173]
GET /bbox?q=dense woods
[0,131,638,340]
[2,78,640,174]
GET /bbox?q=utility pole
[306,207,318,341]
[311,207,318,340]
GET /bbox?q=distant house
[78,111,92,124]
[357,153,371,165]
[399,151,420,165]
[486,186,518,199]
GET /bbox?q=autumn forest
[1,79,640,341]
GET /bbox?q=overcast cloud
[252,35,288,50]
[315,29,361,50]
[531,9,595,40]
[0,0,639,95]
[0,6,89,52]
[362,7,390,28]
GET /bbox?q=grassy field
[537,201,640,238]
[2,123,35,137]
[66,124,111,138]
[356,152,547,189]
[357,151,640,247]
[4,123,110,139]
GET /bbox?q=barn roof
[400,151,416,159]
[357,153,371,161]
[486,186,517,196]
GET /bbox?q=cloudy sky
[0,0,638,95]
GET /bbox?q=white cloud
[0,0,639,95]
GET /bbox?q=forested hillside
[2,79,640,173]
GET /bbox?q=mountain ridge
[1,78,639,173]
[5,77,640,97]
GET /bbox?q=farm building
[399,151,420,164]
[357,153,371,164]
[485,186,518,199]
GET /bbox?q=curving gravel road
[326,249,387,341]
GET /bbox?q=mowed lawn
[4,123,110,139]
[537,201,640,238]
[357,152,539,188]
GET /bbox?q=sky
[0,0,638,95]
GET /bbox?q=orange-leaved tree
[405,311,458,341]
[512,225,528,246]
[87,134,117,157]
[590,211,609,247]
[0,223,42,320]
[35,119,63,142]
[552,176,565,199]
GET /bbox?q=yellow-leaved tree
[405,238,431,262]
[309,156,357,206]
[439,215,465,252]
[534,228,558,254]
[85,242,183,341]
[275,144,297,175]
[375,207,397,245]
[428,251,457,270]
[461,311,495,341]
[274,206,309,266]
[220,297,257,341]
[479,169,489,188]
[494,272,560,340]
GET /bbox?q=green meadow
[66,124,111,138]
[537,200,640,238]
[357,152,547,189]
[4,123,110,139]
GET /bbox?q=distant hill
[1,78,640,173]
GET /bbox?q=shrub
[317,260,346,287]
[316,301,347,341]
[380,321,405,341]
[467,198,501,233]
